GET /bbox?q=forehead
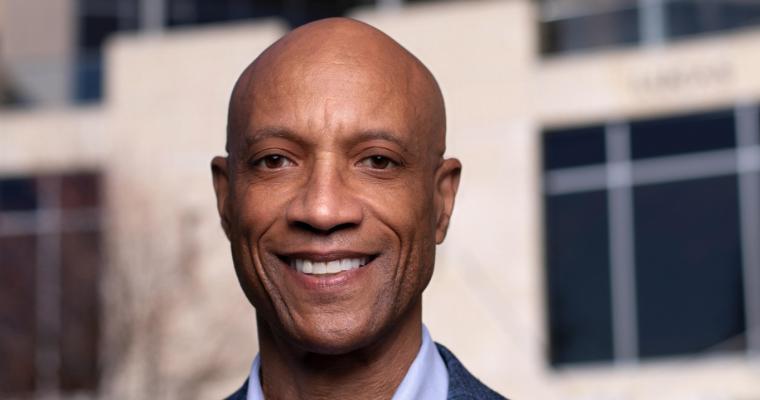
[242,56,424,147]
[226,20,447,157]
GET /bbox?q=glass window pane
[193,0,238,23]
[0,235,37,395]
[630,110,735,160]
[634,176,745,358]
[0,177,38,211]
[166,0,376,28]
[544,126,607,170]
[541,8,639,54]
[719,1,760,31]
[545,190,613,365]
[60,232,101,392]
[60,173,100,210]
[79,16,120,50]
[667,0,760,39]
[75,53,103,103]
[80,0,118,15]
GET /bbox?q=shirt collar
[246,325,448,400]
[391,325,449,400]
[246,354,265,400]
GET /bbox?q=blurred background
[2,0,760,399]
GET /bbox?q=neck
[256,300,423,400]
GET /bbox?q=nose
[286,157,363,234]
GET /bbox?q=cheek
[235,180,291,235]
[372,174,438,251]
[398,180,438,286]
[372,170,434,217]
[363,176,437,273]
[397,178,437,239]
[229,181,293,302]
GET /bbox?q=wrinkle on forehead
[226,18,446,160]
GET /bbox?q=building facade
[2,0,760,399]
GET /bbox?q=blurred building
[2,0,760,399]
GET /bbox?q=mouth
[279,254,375,275]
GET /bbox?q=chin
[263,310,386,356]
[296,317,383,355]
[298,334,369,355]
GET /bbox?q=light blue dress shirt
[246,325,449,400]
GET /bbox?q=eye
[358,155,397,170]
[253,154,295,169]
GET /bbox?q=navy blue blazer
[225,343,507,399]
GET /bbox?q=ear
[211,156,232,240]
[434,157,462,244]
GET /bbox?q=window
[667,0,760,39]
[167,0,270,27]
[75,0,139,102]
[539,0,760,55]
[543,105,760,366]
[539,0,639,54]
[166,0,378,29]
[0,172,102,395]
[74,0,379,101]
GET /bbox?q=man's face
[214,53,459,353]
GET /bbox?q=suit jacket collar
[434,343,507,400]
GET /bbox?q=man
[211,17,506,400]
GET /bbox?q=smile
[288,257,371,275]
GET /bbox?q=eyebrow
[244,127,411,154]
[244,127,308,148]
[345,129,412,154]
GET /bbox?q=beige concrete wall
[0,107,106,173]
[538,27,760,126]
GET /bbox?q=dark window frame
[0,172,103,396]
[542,105,760,367]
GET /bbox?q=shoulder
[224,379,248,400]
[435,343,509,400]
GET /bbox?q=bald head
[226,18,446,159]
[212,18,463,371]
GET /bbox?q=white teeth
[326,260,341,273]
[290,257,370,274]
[314,262,327,274]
